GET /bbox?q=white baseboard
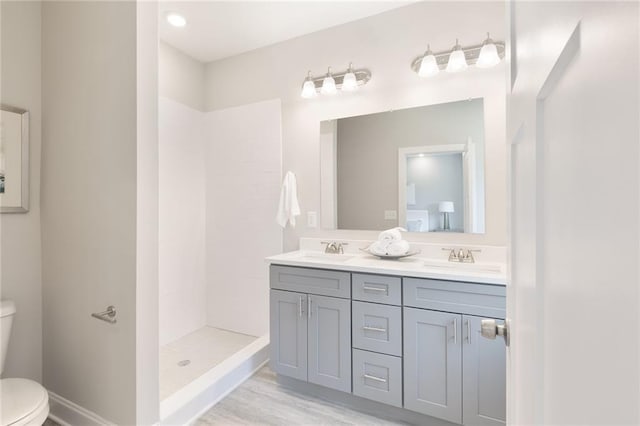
[48,391,114,426]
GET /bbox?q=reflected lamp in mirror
[439,201,455,230]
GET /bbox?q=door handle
[91,305,117,324]
[452,318,457,344]
[308,296,312,319]
[481,318,510,346]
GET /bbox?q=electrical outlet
[307,211,318,228]
[384,210,398,220]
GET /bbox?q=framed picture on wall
[0,104,29,213]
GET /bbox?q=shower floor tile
[160,326,257,400]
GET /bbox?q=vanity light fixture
[321,67,337,95]
[476,33,501,68]
[411,34,505,77]
[341,63,358,92]
[300,71,317,99]
[446,39,468,73]
[418,45,440,77]
[166,12,187,27]
[300,64,371,99]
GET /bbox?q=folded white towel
[369,240,390,256]
[276,171,301,228]
[378,227,406,242]
[386,240,410,256]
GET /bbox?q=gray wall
[41,2,138,423]
[336,99,483,231]
[0,0,43,381]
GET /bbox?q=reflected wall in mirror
[320,99,485,234]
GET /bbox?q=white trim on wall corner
[48,391,115,426]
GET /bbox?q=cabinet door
[270,290,307,381]
[307,294,351,392]
[404,308,462,424]
[463,316,506,426]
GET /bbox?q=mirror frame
[1,104,30,213]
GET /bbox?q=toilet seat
[0,378,49,426]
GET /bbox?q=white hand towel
[368,240,390,256]
[386,240,410,256]
[378,227,406,242]
[276,171,301,228]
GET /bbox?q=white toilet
[1,300,50,426]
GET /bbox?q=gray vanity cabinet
[403,307,463,424]
[270,289,308,381]
[270,264,506,426]
[307,294,351,392]
[463,316,506,426]
[270,266,352,393]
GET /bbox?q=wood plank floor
[196,367,408,425]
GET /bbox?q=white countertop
[266,250,507,285]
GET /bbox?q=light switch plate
[384,210,398,220]
[307,211,318,228]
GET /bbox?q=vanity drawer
[352,301,402,356]
[352,273,401,306]
[352,349,402,408]
[403,278,506,318]
[270,265,350,298]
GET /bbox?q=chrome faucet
[443,247,481,263]
[321,241,348,254]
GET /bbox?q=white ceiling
[158,1,414,63]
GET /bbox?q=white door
[507,2,639,425]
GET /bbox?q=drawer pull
[362,326,387,333]
[364,374,387,383]
[362,286,387,293]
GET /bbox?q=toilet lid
[0,378,48,426]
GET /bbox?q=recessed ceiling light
[166,12,186,28]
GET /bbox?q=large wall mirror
[320,98,485,234]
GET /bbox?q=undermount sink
[423,260,503,274]
[294,252,356,262]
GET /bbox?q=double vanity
[267,240,507,426]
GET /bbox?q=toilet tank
[0,300,16,375]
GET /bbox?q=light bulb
[418,45,439,77]
[476,33,501,68]
[446,39,468,73]
[341,63,358,91]
[166,12,186,27]
[300,71,317,99]
[321,67,337,95]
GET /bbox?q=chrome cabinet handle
[364,374,387,383]
[362,286,387,293]
[308,296,312,319]
[91,305,117,324]
[362,326,387,333]
[452,318,457,344]
[466,320,471,343]
[299,296,303,317]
